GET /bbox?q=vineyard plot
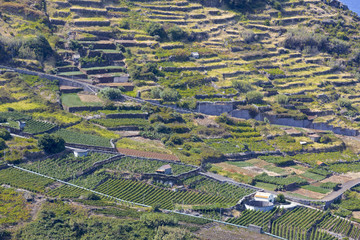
[271,207,328,240]
[226,208,280,231]
[54,129,112,147]
[47,184,91,198]
[19,152,114,180]
[102,157,195,175]
[0,167,54,193]
[318,214,360,239]
[183,176,255,200]
[95,178,240,209]
[23,119,56,134]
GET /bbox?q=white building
[254,192,275,203]
[73,149,89,158]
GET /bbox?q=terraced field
[95,178,240,209]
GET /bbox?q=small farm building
[191,52,199,59]
[73,149,89,158]
[156,164,172,175]
[254,192,275,203]
[309,134,321,142]
[17,121,26,130]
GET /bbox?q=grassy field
[61,93,103,107]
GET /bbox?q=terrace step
[105,6,129,12]
[54,1,71,8]
[79,40,116,49]
[68,0,103,8]
[70,7,108,16]
[115,40,155,48]
[73,20,110,27]
[148,15,185,20]
[82,66,126,75]
[57,65,80,73]
[134,3,202,12]
[58,71,88,79]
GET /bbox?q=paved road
[321,177,360,201]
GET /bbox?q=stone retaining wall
[225,150,283,161]
[142,168,201,183]
[62,105,104,113]
[74,155,123,179]
[64,143,116,152]
[106,113,148,119]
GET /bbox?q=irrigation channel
[9,164,286,240]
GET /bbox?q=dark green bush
[37,134,65,154]
[0,129,11,141]
[246,91,263,104]
[146,23,167,39]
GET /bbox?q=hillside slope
[1,0,360,130]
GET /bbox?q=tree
[338,98,351,108]
[246,91,263,104]
[99,87,122,100]
[154,226,194,240]
[276,94,289,105]
[167,26,187,41]
[119,19,130,29]
[231,80,252,93]
[0,139,6,151]
[276,194,286,203]
[38,134,65,154]
[0,129,11,140]
[146,23,167,40]
[160,88,180,102]
[85,193,101,201]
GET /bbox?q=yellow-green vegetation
[0,187,30,225]
[2,137,40,163]
[116,138,172,154]
[0,100,45,112]
[32,111,82,125]
[209,164,252,184]
[67,121,119,139]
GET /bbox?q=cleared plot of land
[78,93,103,103]
[117,147,179,161]
[61,93,103,107]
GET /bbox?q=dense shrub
[99,87,122,100]
[160,88,180,102]
[0,139,6,151]
[241,30,256,43]
[140,213,177,228]
[167,26,187,41]
[169,135,183,145]
[0,129,11,141]
[338,98,351,108]
[276,94,289,105]
[151,87,162,99]
[37,134,65,154]
[146,23,167,40]
[246,91,263,104]
[0,35,53,62]
[283,28,328,52]
[232,80,252,93]
[119,19,130,29]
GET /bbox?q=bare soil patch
[344,172,360,180]
[216,162,258,177]
[195,224,276,240]
[352,211,360,220]
[321,175,352,184]
[78,93,103,103]
[290,188,326,199]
